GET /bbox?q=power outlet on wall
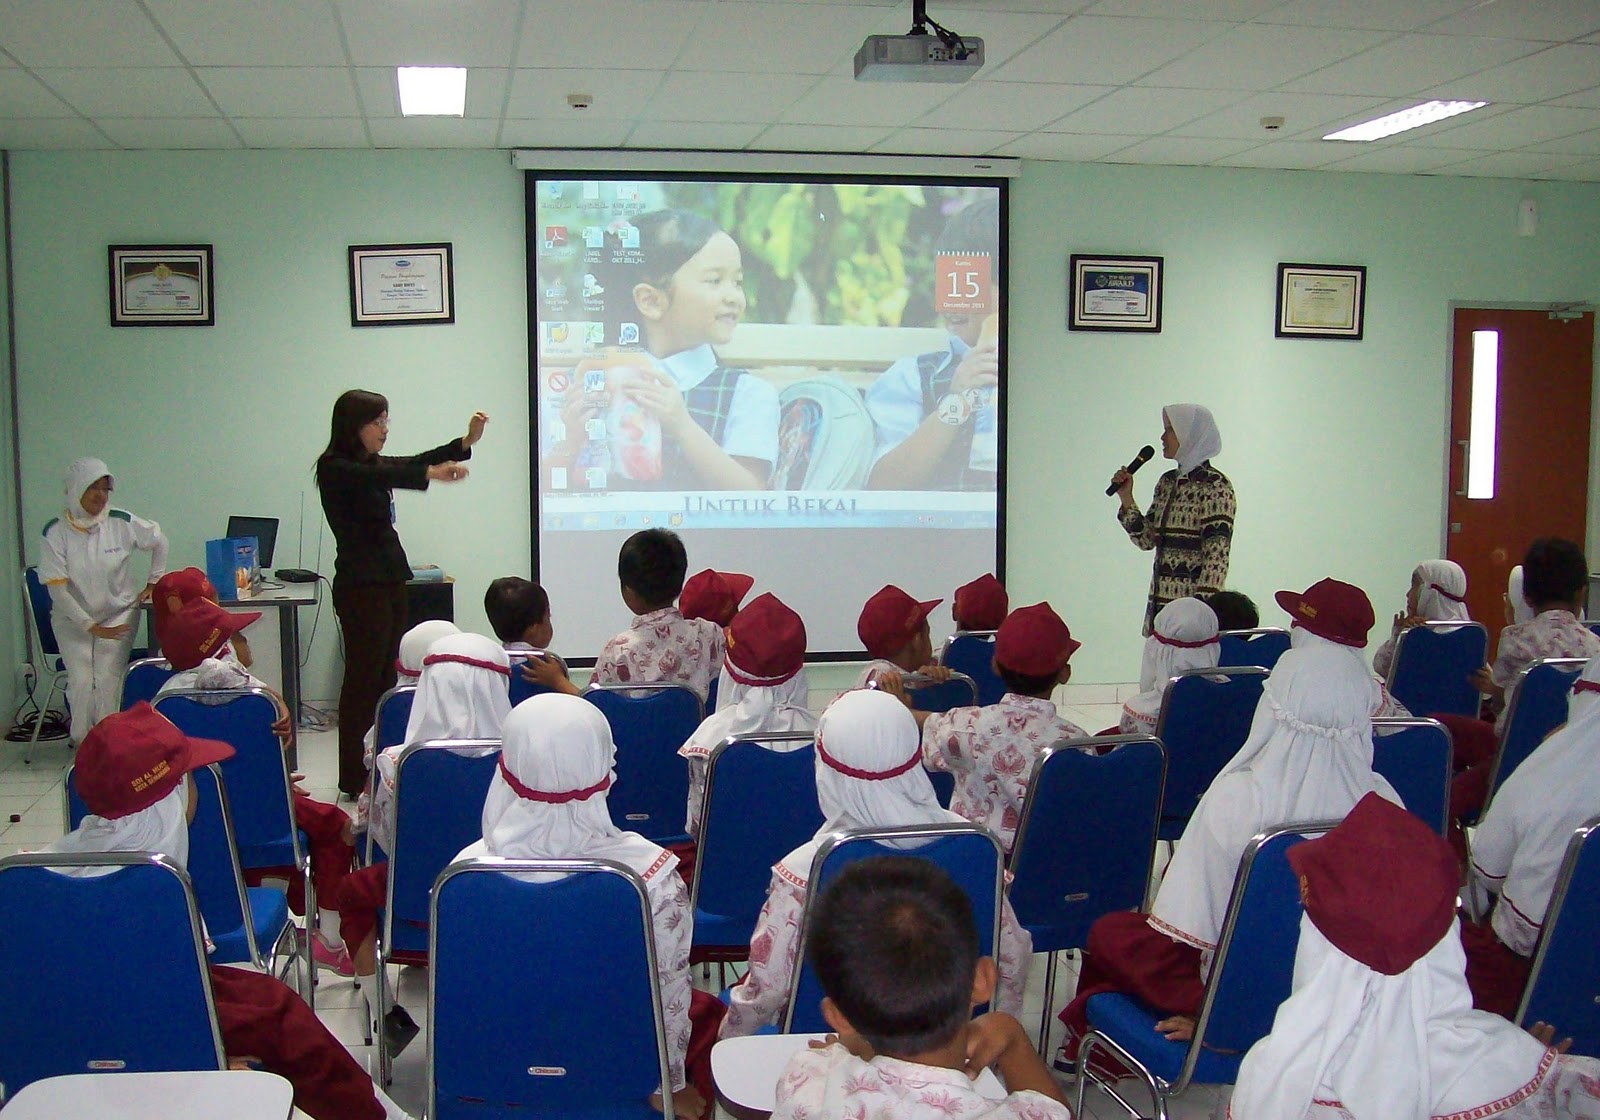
[15,663,36,697]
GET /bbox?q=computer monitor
[226,516,279,568]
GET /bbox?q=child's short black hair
[1521,538,1589,608]
[1203,590,1260,631]
[997,665,1058,696]
[484,577,549,643]
[617,529,688,608]
[935,196,1000,263]
[808,857,977,1058]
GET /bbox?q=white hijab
[462,693,672,883]
[40,779,190,877]
[1507,566,1536,625]
[64,456,113,530]
[1230,917,1553,1120]
[396,619,460,680]
[1164,404,1222,477]
[779,689,959,884]
[403,632,512,747]
[1150,644,1397,950]
[1414,560,1470,623]
[679,665,816,761]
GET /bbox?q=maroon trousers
[1459,918,1533,1019]
[336,862,388,953]
[1057,911,1205,1059]
[210,965,383,1120]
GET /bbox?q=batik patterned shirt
[1119,464,1235,636]
[772,1043,1070,1120]
[592,606,725,701]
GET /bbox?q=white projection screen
[526,172,1006,659]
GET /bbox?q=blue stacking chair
[690,734,821,964]
[1516,816,1600,1058]
[585,684,704,844]
[1586,621,1600,638]
[1217,628,1290,670]
[940,631,1005,706]
[508,651,569,706]
[373,683,417,752]
[1076,821,1335,1120]
[429,857,675,1120]
[120,656,176,710]
[1154,666,1268,841]
[705,675,720,715]
[783,823,1004,1034]
[0,852,226,1096]
[896,671,979,809]
[1387,621,1489,719]
[376,739,502,1083]
[20,566,72,761]
[1481,658,1588,815]
[1371,718,1454,836]
[1009,736,1167,1055]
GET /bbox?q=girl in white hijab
[37,457,169,741]
[458,694,711,1120]
[1373,561,1472,679]
[1111,405,1235,635]
[358,618,460,798]
[1506,565,1537,625]
[720,689,1032,1039]
[1120,597,1220,734]
[1230,793,1600,1120]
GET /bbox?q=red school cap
[75,703,235,819]
[994,602,1080,677]
[679,569,755,628]
[953,574,1009,632]
[857,585,942,660]
[1274,578,1376,648]
[725,593,807,687]
[162,599,262,671]
[152,567,218,638]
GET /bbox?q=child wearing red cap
[37,705,397,1120]
[883,603,1084,854]
[853,584,949,688]
[1276,577,1413,726]
[951,573,1008,633]
[679,569,754,629]
[155,599,358,978]
[678,593,816,835]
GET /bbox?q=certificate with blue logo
[1069,254,1163,333]
[348,243,455,326]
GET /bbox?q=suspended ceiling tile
[1139,23,1389,89]
[672,2,881,75]
[0,68,75,116]
[1259,0,1481,32]
[1169,91,1389,139]
[1082,0,1286,19]
[1531,156,1600,179]
[778,75,966,127]
[644,70,818,123]
[143,0,347,67]
[96,117,244,149]
[1280,34,1545,96]
[499,117,634,148]
[196,67,363,119]
[989,130,1143,159]
[752,122,895,151]
[1209,140,1353,168]
[1549,84,1600,108]
[1429,150,1590,177]
[1315,143,1489,172]
[366,116,501,147]
[1425,43,1600,105]
[1101,133,1256,164]
[923,79,1109,131]
[504,68,667,121]
[232,117,370,148]
[335,0,522,67]
[0,0,179,67]
[1424,0,1600,43]
[994,16,1226,85]
[514,0,706,69]
[35,68,218,119]
[623,120,765,149]
[0,117,112,148]
[870,126,1025,155]
[1050,86,1246,135]
[1404,104,1600,148]
[1523,127,1600,155]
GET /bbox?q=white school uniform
[854,658,905,689]
[774,1042,1070,1120]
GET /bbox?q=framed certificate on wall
[1069,254,1163,333]
[348,242,455,326]
[108,244,214,327]
[1276,262,1366,340]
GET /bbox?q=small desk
[2,1069,294,1119]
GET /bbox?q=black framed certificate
[1276,263,1366,340]
[108,245,214,327]
[1069,254,1163,333]
[348,243,455,327]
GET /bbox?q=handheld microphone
[1105,445,1156,496]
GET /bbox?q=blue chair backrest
[585,685,703,844]
[430,858,671,1120]
[65,766,89,830]
[902,671,979,715]
[692,737,822,933]
[1387,622,1488,719]
[1217,629,1290,670]
[1155,667,1268,838]
[1586,621,1600,638]
[0,853,225,1094]
[1489,658,1586,808]
[1371,719,1453,835]
[154,690,295,869]
[941,632,1005,707]
[185,763,258,961]
[23,566,61,659]
[374,685,417,752]
[785,824,1004,1033]
[705,675,719,714]
[507,652,568,707]
[386,740,502,956]
[1517,817,1600,1058]
[121,657,176,711]
[1009,737,1166,951]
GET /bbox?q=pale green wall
[6,150,1600,693]
[0,154,18,720]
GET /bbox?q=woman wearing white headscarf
[1229,792,1600,1120]
[1119,597,1220,734]
[38,457,169,741]
[1372,560,1472,679]
[1463,655,1600,1018]
[1110,405,1236,635]
[720,689,1032,1040]
[1059,644,1400,1060]
[458,694,719,1120]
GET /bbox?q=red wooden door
[1446,308,1594,653]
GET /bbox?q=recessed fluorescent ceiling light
[1323,100,1487,142]
[397,66,466,116]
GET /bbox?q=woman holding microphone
[316,390,486,796]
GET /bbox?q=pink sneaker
[310,935,354,976]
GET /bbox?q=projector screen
[526,173,1006,659]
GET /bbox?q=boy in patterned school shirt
[591,528,725,701]
[772,857,1071,1120]
[881,602,1085,854]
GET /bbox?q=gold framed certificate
[1276,263,1366,340]
[108,245,214,327]
[348,243,455,327]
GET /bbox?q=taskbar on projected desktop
[541,491,996,531]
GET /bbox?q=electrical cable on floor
[4,669,68,742]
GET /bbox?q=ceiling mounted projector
[855,0,983,83]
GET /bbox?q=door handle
[1455,439,1470,498]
